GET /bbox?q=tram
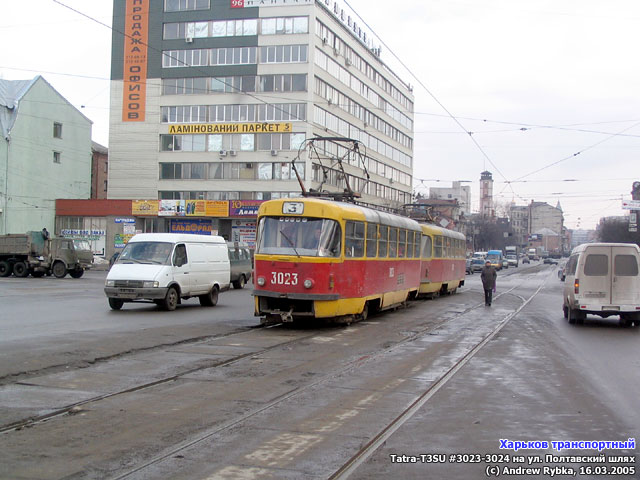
[417,224,467,297]
[253,197,423,324]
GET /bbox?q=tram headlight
[303,279,314,289]
[257,276,266,286]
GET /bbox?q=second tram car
[417,224,467,297]
[253,198,423,324]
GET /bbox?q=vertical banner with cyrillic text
[122,0,149,122]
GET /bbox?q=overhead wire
[341,0,526,204]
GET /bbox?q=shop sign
[114,234,135,248]
[132,200,159,215]
[158,200,185,216]
[232,220,257,248]
[231,0,313,8]
[61,229,106,237]
[122,0,149,121]
[170,219,213,235]
[230,200,263,216]
[185,200,207,216]
[622,199,640,210]
[205,201,230,217]
[115,218,136,223]
[168,122,291,134]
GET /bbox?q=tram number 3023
[271,272,299,286]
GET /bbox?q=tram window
[256,217,340,257]
[398,229,406,258]
[345,220,365,258]
[421,234,432,259]
[389,227,398,258]
[434,235,443,258]
[378,225,388,257]
[407,231,414,258]
[366,223,378,257]
[414,232,420,258]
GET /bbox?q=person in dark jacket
[480,260,497,306]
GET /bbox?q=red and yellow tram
[252,197,466,324]
[417,224,466,297]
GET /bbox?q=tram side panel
[253,256,421,320]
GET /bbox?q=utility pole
[630,181,640,232]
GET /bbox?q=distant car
[522,256,530,264]
[502,259,509,269]
[466,258,473,275]
[505,254,518,267]
[543,257,558,265]
[471,258,485,272]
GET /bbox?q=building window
[53,151,61,164]
[53,122,62,138]
[165,0,209,12]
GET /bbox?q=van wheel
[13,261,29,278]
[108,298,124,310]
[232,275,246,289]
[52,261,67,278]
[199,286,219,307]
[562,305,568,319]
[0,260,12,277]
[162,287,179,311]
[568,308,584,325]
[568,308,578,324]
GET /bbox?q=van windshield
[117,242,174,265]
[257,217,341,257]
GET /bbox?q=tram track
[0,328,319,434]
[328,270,551,479]
[108,273,550,479]
[1,275,529,436]
[1,269,551,480]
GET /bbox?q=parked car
[562,243,640,326]
[543,257,558,265]
[227,242,253,289]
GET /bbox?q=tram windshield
[116,242,174,265]
[257,217,341,257]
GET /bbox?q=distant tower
[479,171,494,217]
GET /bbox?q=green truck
[0,231,93,278]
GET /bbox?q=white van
[562,243,640,326]
[105,233,230,311]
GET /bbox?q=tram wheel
[360,303,369,321]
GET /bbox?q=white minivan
[105,233,230,311]
[562,242,640,327]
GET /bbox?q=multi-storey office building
[108,0,414,238]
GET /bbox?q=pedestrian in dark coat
[480,260,497,306]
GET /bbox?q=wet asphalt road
[0,263,637,479]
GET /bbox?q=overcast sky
[1,0,638,229]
